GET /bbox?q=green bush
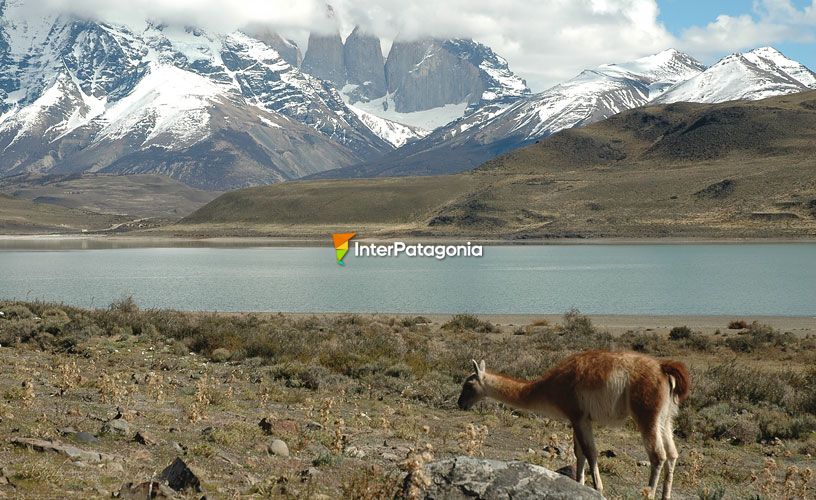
[562,308,594,336]
[441,314,496,333]
[670,326,692,340]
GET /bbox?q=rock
[600,449,617,458]
[637,460,650,467]
[101,418,130,435]
[158,458,201,493]
[305,421,323,431]
[275,419,300,434]
[343,27,387,102]
[72,432,99,444]
[344,446,366,459]
[59,427,98,444]
[543,444,567,458]
[301,7,346,86]
[382,452,400,462]
[258,417,274,435]
[409,456,604,499]
[134,431,156,446]
[555,465,575,479]
[267,439,289,457]
[171,442,187,454]
[117,481,175,499]
[251,31,302,67]
[106,461,124,474]
[10,437,116,464]
[300,467,319,482]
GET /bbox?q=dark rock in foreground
[158,458,201,493]
[411,456,603,499]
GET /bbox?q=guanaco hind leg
[572,428,587,484]
[573,418,603,493]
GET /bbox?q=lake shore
[2,232,816,250]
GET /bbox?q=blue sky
[658,0,815,70]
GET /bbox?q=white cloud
[18,0,816,91]
[676,1,816,60]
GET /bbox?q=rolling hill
[0,174,219,218]
[0,192,128,234]
[174,91,816,239]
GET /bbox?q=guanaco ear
[479,360,486,376]
[471,359,485,382]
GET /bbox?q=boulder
[10,437,117,464]
[408,456,604,499]
[101,417,130,435]
[117,481,175,499]
[158,458,201,493]
[133,431,157,446]
[267,439,289,457]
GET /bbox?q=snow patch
[345,103,428,147]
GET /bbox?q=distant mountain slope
[320,47,816,180]
[0,173,218,218]
[179,91,816,239]
[0,2,422,189]
[0,192,127,234]
[316,49,706,178]
[309,28,532,130]
[654,47,816,104]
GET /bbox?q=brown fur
[459,350,690,499]
[659,360,691,403]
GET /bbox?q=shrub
[757,409,816,441]
[442,314,496,333]
[401,316,430,328]
[562,308,594,336]
[3,304,33,319]
[728,320,749,330]
[669,326,692,340]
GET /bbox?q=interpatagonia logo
[332,232,482,266]
[332,232,356,266]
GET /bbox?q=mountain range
[1,0,815,192]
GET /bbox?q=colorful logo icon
[332,232,356,266]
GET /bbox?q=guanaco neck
[482,371,566,420]
[482,372,536,410]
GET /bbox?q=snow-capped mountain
[317,49,706,178]
[653,47,816,104]
[457,48,705,144]
[343,37,531,130]
[299,25,532,131]
[0,1,423,188]
[319,46,816,179]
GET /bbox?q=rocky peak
[247,29,302,68]
[342,27,386,103]
[383,37,529,114]
[301,7,346,86]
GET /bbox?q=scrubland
[0,300,814,498]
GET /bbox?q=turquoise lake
[0,244,814,315]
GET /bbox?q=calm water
[0,244,814,315]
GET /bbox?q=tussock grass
[0,299,815,497]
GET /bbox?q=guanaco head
[457,359,486,410]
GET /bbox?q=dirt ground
[0,303,814,498]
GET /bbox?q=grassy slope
[0,302,814,498]
[0,193,128,234]
[176,91,816,239]
[1,174,220,219]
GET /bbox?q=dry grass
[0,299,814,498]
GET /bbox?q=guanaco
[457,350,690,499]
